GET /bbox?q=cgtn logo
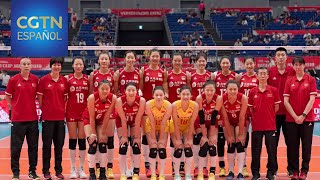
[16,16,63,41]
[11,0,68,57]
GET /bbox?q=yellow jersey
[175,100,196,132]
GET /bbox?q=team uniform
[115,95,141,128]
[37,74,68,177]
[118,68,140,97]
[195,93,219,130]
[196,93,220,178]
[66,74,90,178]
[145,99,173,133]
[6,73,39,179]
[83,92,114,180]
[190,70,211,101]
[82,92,113,126]
[248,85,281,179]
[115,95,142,178]
[172,100,197,180]
[66,74,90,122]
[222,93,246,179]
[142,67,165,101]
[167,70,188,103]
[214,71,236,173]
[145,99,172,180]
[222,93,243,126]
[92,70,114,92]
[268,65,295,173]
[284,74,317,178]
[92,69,116,175]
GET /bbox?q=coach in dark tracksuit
[284,57,317,180]
[37,57,68,179]
[5,58,40,180]
[248,67,281,180]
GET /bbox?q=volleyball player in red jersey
[83,80,116,180]
[166,53,191,176]
[167,53,191,103]
[114,51,140,97]
[212,57,237,177]
[66,57,89,179]
[195,80,223,180]
[235,57,258,177]
[115,82,146,180]
[190,53,213,177]
[220,80,247,180]
[190,53,213,101]
[89,52,116,179]
[139,49,168,177]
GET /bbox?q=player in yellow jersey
[171,86,199,180]
[145,86,173,180]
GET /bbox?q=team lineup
[5,47,317,180]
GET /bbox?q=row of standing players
[5,47,317,180]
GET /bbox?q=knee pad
[209,145,217,156]
[119,143,128,155]
[107,136,114,149]
[88,141,98,154]
[227,143,236,154]
[69,139,77,150]
[132,143,141,154]
[193,133,203,145]
[236,142,245,153]
[170,138,174,148]
[184,147,193,158]
[199,142,209,157]
[99,143,107,153]
[158,148,167,159]
[142,135,148,145]
[173,148,183,158]
[149,148,157,158]
[78,139,86,150]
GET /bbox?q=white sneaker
[126,169,133,178]
[174,174,181,180]
[70,167,77,179]
[78,167,87,179]
[185,174,192,180]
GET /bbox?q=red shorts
[194,117,211,129]
[83,117,103,126]
[115,116,136,128]
[66,117,82,122]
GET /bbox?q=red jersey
[142,67,165,101]
[190,70,211,100]
[118,68,140,97]
[248,86,281,131]
[284,74,317,122]
[223,93,243,126]
[239,73,258,97]
[116,95,141,128]
[268,66,295,115]
[167,70,188,103]
[37,74,68,121]
[83,92,113,125]
[200,93,219,128]
[5,73,38,122]
[92,70,114,92]
[66,74,90,122]
[215,71,236,96]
